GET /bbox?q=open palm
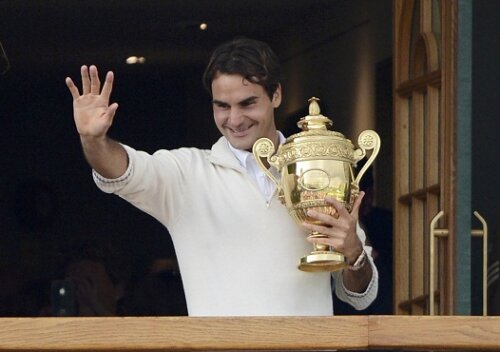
[66,65,118,138]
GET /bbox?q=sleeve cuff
[341,255,378,298]
[333,253,379,311]
[92,147,134,194]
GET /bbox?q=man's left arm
[302,192,378,307]
[333,245,378,310]
[342,244,373,292]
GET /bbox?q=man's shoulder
[150,146,211,164]
[144,137,237,169]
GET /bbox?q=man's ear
[272,84,282,108]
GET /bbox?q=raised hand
[66,65,118,139]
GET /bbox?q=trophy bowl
[252,97,380,272]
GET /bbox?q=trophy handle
[252,138,281,188]
[353,130,381,186]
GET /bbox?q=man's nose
[228,107,244,125]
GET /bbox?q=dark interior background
[0,0,498,316]
[3,0,392,317]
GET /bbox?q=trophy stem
[299,232,347,272]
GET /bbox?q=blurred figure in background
[42,239,127,317]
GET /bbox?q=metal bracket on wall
[429,210,488,316]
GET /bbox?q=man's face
[211,73,281,151]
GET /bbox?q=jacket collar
[208,132,285,171]
[208,137,244,171]
[209,131,286,171]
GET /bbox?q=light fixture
[199,22,208,31]
[126,56,146,64]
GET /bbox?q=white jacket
[94,137,378,316]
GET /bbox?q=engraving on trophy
[280,140,353,164]
[253,97,380,272]
[298,169,330,191]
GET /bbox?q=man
[40,240,126,317]
[65,37,378,316]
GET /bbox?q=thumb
[349,191,365,219]
[106,103,119,119]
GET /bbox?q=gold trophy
[252,97,380,272]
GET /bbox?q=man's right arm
[66,65,126,178]
[80,136,128,179]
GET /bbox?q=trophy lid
[286,97,346,143]
[297,97,332,131]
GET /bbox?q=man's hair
[203,37,282,100]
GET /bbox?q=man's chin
[227,137,254,151]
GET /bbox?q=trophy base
[299,251,347,272]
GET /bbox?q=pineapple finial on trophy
[308,97,321,115]
[297,97,333,131]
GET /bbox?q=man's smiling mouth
[227,124,254,136]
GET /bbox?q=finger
[307,235,343,251]
[65,77,80,100]
[324,196,349,218]
[307,209,337,226]
[100,71,114,101]
[105,103,119,119]
[89,65,101,95]
[81,65,90,94]
[349,191,365,220]
[302,221,332,236]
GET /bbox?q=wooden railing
[0,316,498,351]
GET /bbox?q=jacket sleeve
[92,144,193,227]
[332,223,379,310]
